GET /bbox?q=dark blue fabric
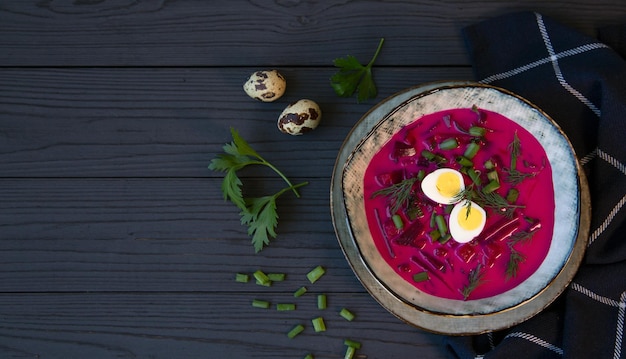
[445,12,626,359]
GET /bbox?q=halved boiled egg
[449,201,487,243]
[420,168,465,205]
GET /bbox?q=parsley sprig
[209,128,308,252]
[330,38,385,103]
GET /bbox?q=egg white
[420,168,465,205]
[449,201,487,243]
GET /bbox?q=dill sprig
[508,131,521,170]
[372,177,419,214]
[461,264,486,300]
[504,168,536,185]
[454,185,524,219]
[505,227,540,279]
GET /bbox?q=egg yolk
[436,172,462,198]
[457,205,484,230]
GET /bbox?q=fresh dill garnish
[504,168,536,185]
[508,130,521,170]
[461,264,486,300]
[505,227,540,279]
[372,176,419,214]
[454,185,523,219]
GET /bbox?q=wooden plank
[0,178,366,292]
[0,292,448,358]
[1,0,624,66]
[0,66,474,178]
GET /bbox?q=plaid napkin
[444,12,626,359]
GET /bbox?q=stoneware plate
[330,81,590,335]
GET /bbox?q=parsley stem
[248,159,304,197]
[367,38,385,68]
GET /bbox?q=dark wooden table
[1,1,624,358]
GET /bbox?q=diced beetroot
[383,219,401,239]
[457,244,476,264]
[434,247,448,258]
[375,170,404,187]
[483,242,504,268]
[391,141,417,160]
[393,221,423,246]
[397,263,411,273]
[422,251,447,272]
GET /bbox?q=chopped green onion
[294,286,308,297]
[484,159,495,169]
[344,345,356,359]
[311,317,326,332]
[429,229,441,241]
[252,299,270,309]
[445,204,454,214]
[253,270,271,286]
[340,308,355,321]
[306,265,326,284]
[391,214,404,229]
[439,138,459,150]
[507,188,520,203]
[482,179,501,194]
[267,273,286,282]
[344,339,362,349]
[439,233,452,244]
[421,150,436,161]
[413,271,429,282]
[456,156,474,167]
[435,215,448,236]
[487,170,500,183]
[469,126,487,137]
[276,303,296,311]
[235,273,250,283]
[317,294,327,310]
[304,354,314,359]
[406,205,423,221]
[287,324,305,339]
[467,168,482,185]
[256,279,272,287]
[417,169,426,181]
[464,142,480,159]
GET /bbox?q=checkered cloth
[444,12,626,359]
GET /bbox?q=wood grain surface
[1,0,624,358]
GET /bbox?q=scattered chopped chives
[429,229,441,241]
[317,294,327,310]
[507,188,520,203]
[287,324,305,339]
[482,179,500,194]
[253,270,271,286]
[304,354,314,359]
[339,308,355,321]
[294,286,308,297]
[421,150,436,161]
[468,168,481,185]
[444,204,454,214]
[344,339,362,349]
[429,211,436,228]
[469,126,487,137]
[456,155,474,167]
[256,279,272,287]
[439,138,459,150]
[267,273,286,282]
[391,214,404,229]
[484,159,495,169]
[344,345,356,359]
[311,317,326,332]
[439,233,452,244]
[464,142,480,159]
[417,169,426,181]
[306,265,326,284]
[413,271,430,283]
[235,273,249,283]
[435,215,447,236]
[487,170,500,183]
[252,299,270,309]
[276,303,296,311]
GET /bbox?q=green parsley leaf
[330,38,384,103]
[209,128,308,252]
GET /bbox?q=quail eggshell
[277,99,322,135]
[243,70,286,102]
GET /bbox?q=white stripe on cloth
[570,283,626,359]
[504,332,563,355]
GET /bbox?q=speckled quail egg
[420,168,465,205]
[243,70,286,102]
[277,99,322,135]
[449,201,487,243]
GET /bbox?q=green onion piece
[439,233,452,244]
[312,317,326,332]
[306,265,326,284]
[429,229,441,242]
[344,345,356,359]
[253,270,271,286]
[469,126,487,137]
[435,215,448,236]
[391,214,404,229]
[235,273,249,283]
[304,354,314,359]
[456,156,474,167]
[252,299,270,309]
[417,169,426,181]
[317,294,327,310]
[421,150,436,161]
[482,179,501,194]
[507,188,520,203]
[467,168,481,185]
[344,339,362,349]
[340,308,355,321]
[439,138,459,150]
[287,324,305,339]
[464,142,480,159]
[445,204,454,214]
[294,286,308,297]
[267,273,286,282]
[277,303,296,311]
[484,159,495,169]
[256,279,272,287]
[413,271,429,282]
[487,170,500,183]
[406,205,423,221]
[429,211,436,228]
